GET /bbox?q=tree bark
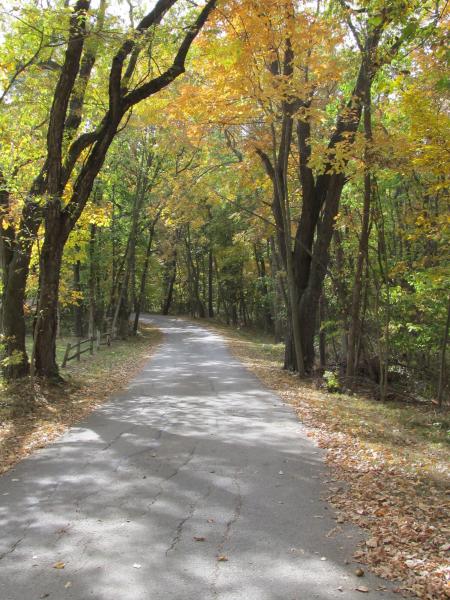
[73,260,84,337]
[133,223,155,334]
[32,0,218,377]
[347,88,373,379]
[162,253,177,316]
[34,231,65,379]
[208,246,214,318]
[437,295,450,406]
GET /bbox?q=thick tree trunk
[1,173,43,378]
[34,231,65,379]
[8,0,217,380]
[1,254,30,378]
[347,90,372,379]
[297,174,345,372]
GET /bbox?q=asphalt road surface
[0,316,397,600]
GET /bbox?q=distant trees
[0,0,448,402]
[0,0,216,379]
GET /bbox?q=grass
[201,319,450,600]
[0,323,163,475]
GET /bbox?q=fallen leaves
[0,326,163,475]
[355,586,370,593]
[217,555,228,562]
[218,324,450,600]
[52,561,65,569]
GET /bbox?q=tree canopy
[0,0,448,403]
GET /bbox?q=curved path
[0,316,396,600]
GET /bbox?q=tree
[1,0,217,379]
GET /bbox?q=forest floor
[0,323,162,476]
[202,320,450,600]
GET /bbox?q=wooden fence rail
[61,330,112,368]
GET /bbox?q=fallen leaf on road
[64,581,72,588]
[217,555,228,561]
[355,568,365,577]
[52,561,65,569]
[194,536,206,542]
[355,586,369,593]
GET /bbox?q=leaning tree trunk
[31,0,218,379]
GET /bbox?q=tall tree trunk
[73,260,84,337]
[162,247,177,316]
[1,254,31,378]
[208,246,214,318]
[30,0,218,378]
[133,224,155,334]
[1,179,44,378]
[88,224,97,338]
[437,295,450,406]
[318,294,326,370]
[269,237,285,342]
[34,230,65,379]
[347,86,373,378]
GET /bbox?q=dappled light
[0,317,396,599]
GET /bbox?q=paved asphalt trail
[0,316,396,600]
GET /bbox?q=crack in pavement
[211,471,243,597]
[165,505,196,556]
[165,484,213,556]
[101,424,138,452]
[124,445,199,521]
[0,520,33,561]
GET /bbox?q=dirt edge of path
[198,319,449,600]
[0,323,163,476]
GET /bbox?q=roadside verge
[0,323,163,475]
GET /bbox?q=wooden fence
[61,330,112,368]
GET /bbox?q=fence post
[96,329,100,351]
[107,333,111,346]
[90,337,94,355]
[62,342,71,368]
[77,339,81,361]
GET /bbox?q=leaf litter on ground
[205,320,450,600]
